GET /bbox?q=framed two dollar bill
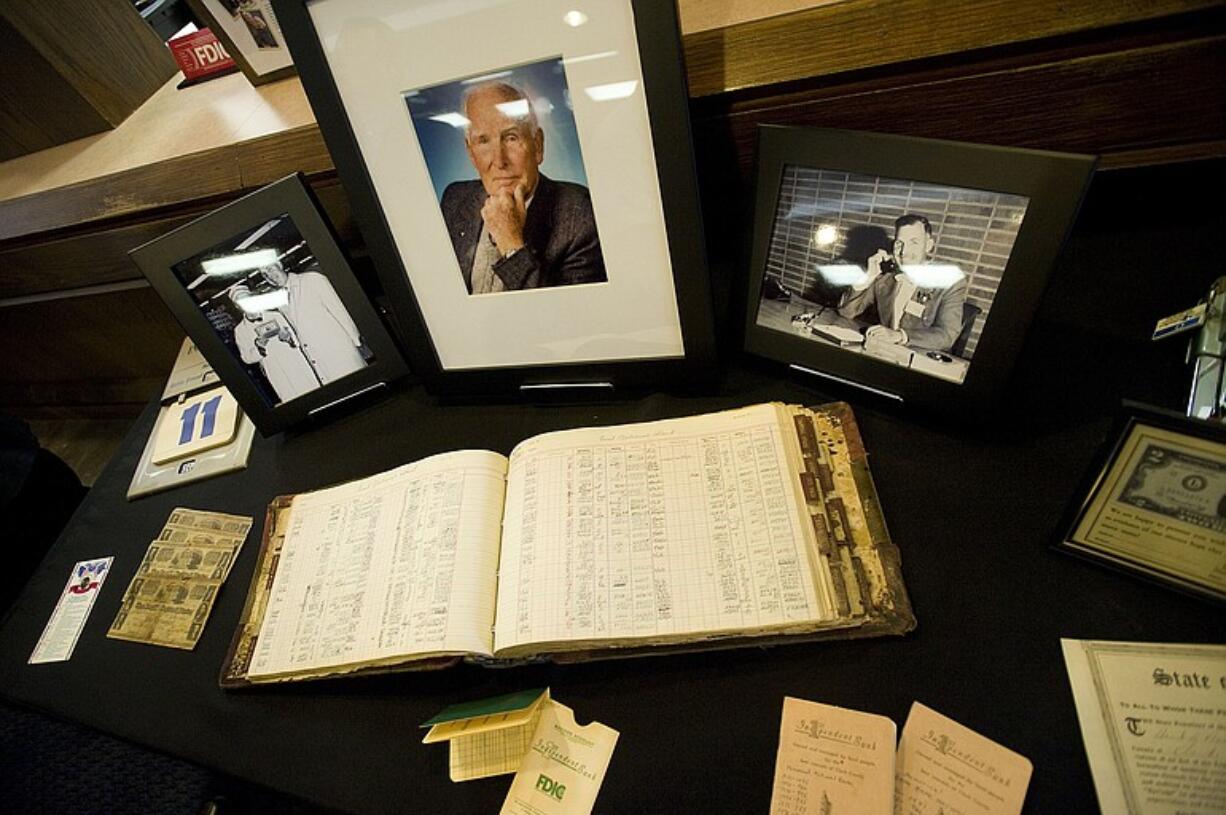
[1057,403,1226,603]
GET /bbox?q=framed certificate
[272,0,716,396]
[1057,402,1226,603]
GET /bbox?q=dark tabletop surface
[3,146,1224,815]
[1,344,1222,814]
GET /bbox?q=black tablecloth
[0,359,1221,814]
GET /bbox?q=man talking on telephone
[837,214,968,353]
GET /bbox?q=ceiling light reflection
[201,249,278,277]
[817,264,868,287]
[584,81,637,101]
[430,112,470,128]
[234,289,289,314]
[495,100,530,118]
[900,264,965,288]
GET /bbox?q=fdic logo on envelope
[536,774,565,800]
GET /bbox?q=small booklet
[422,688,552,782]
[770,698,1032,815]
[221,402,914,686]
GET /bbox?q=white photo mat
[309,0,685,370]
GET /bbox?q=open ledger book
[221,402,913,686]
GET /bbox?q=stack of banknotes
[107,508,253,650]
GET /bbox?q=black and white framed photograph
[188,0,296,86]
[131,174,407,435]
[273,0,715,395]
[743,126,1096,413]
[1056,402,1226,604]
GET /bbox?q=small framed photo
[130,174,408,436]
[187,0,295,86]
[273,0,716,395]
[1057,403,1226,604]
[743,126,1096,414]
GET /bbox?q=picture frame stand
[306,381,391,418]
[789,363,904,404]
[518,381,616,404]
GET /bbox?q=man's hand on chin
[482,183,528,256]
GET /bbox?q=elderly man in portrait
[441,81,606,295]
[837,214,968,353]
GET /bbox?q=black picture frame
[1055,401,1226,605]
[130,173,408,436]
[273,0,716,397]
[742,125,1096,415]
[187,0,297,86]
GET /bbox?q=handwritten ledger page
[248,451,507,679]
[494,404,838,654]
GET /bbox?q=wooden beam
[682,0,1225,97]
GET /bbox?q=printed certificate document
[1062,639,1226,814]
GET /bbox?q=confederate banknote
[106,575,221,649]
[165,508,253,537]
[138,541,236,582]
[156,524,246,549]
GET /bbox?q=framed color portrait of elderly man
[743,126,1096,415]
[131,174,407,435]
[273,0,715,395]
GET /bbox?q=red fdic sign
[168,28,237,83]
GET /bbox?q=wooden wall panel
[0,215,198,300]
[681,0,1224,97]
[692,34,1226,196]
[0,18,110,159]
[0,178,357,302]
[0,288,181,412]
[0,0,176,128]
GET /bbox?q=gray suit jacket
[440,174,607,293]
[837,272,968,352]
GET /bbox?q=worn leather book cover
[219,402,914,688]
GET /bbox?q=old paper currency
[138,541,236,582]
[1118,444,1225,532]
[1070,423,1226,596]
[166,507,253,536]
[107,575,221,649]
[156,524,246,549]
[769,696,895,815]
[108,508,251,649]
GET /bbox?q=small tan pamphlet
[896,702,1032,814]
[500,699,618,815]
[770,697,896,815]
